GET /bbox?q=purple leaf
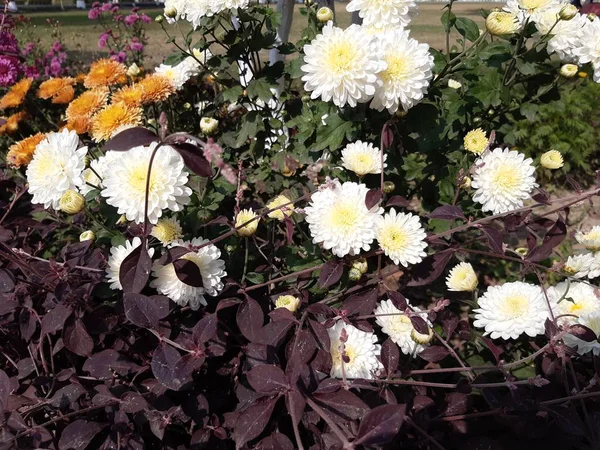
[58,420,105,450]
[193,314,218,345]
[257,433,294,450]
[527,219,567,262]
[407,249,453,287]
[151,342,188,391]
[482,337,504,363]
[40,304,73,336]
[427,205,465,221]
[365,189,383,210]
[386,195,410,208]
[104,126,158,151]
[171,142,213,178]
[119,244,152,294]
[418,346,450,362]
[545,318,558,339]
[569,324,597,342]
[123,293,170,328]
[0,369,10,413]
[49,385,86,408]
[410,316,429,335]
[173,258,203,287]
[285,389,306,428]
[285,329,317,384]
[237,297,264,342]
[354,404,406,446]
[0,269,15,293]
[380,120,394,151]
[318,259,344,289]
[308,319,330,351]
[247,365,289,394]
[233,396,279,448]
[63,318,94,357]
[342,288,378,317]
[381,338,399,375]
[82,350,140,379]
[388,291,408,310]
[120,392,148,414]
[312,389,369,421]
[480,225,504,254]
[256,319,295,348]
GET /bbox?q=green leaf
[455,17,480,42]
[247,78,275,103]
[471,71,502,107]
[441,10,456,32]
[313,113,353,152]
[222,86,243,103]
[245,272,265,284]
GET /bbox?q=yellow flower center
[379,226,408,252]
[328,202,360,232]
[325,42,356,75]
[518,0,551,10]
[386,314,413,335]
[492,166,522,191]
[382,55,411,83]
[331,341,357,365]
[500,294,529,319]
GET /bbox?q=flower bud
[225,244,235,253]
[316,7,334,23]
[559,4,577,20]
[587,13,597,22]
[200,117,219,135]
[59,190,85,214]
[578,71,588,78]
[560,64,578,78]
[460,176,472,189]
[164,6,177,18]
[236,209,259,237]
[383,181,395,194]
[183,102,192,111]
[540,150,564,169]
[275,295,300,313]
[486,11,519,36]
[447,79,462,89]
[515,247,528,257]
[79,230,96,242]
[352,258,368,275]
[116,215,128,225]
[411,326,434,345]
[127,62,141,77]
[348,267,362,281]
[154,14,164,23]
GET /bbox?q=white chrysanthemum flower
[151,216,183,246]
[235,209,259,237]
[275,295,300,313]
[101,142,192,224]
[304,180,383,257]
[548,281,600,324]
[564,253,598,279]
[166,0,214,27]
[106,237,155,290]
[504,0,563,26]
[26,129,88,210]
[375,208,427,267]
[341,141,386,176]
[576,226,600,251]
[563,312,600,356]
[533,6,587,61]
[155,59,195,90]
[346,0,417,29]
[150,237,226,310]
[213,0,249,13]
[374,299,431,355]
[370,28,433,114]
[328,321,382,379]
[447,79,462,89]
[446,262,478,291]
[80,152,119,195]
[473,281,556,340]
[573,18,600,82]
[471,148,538,214]
[301,23,384,108]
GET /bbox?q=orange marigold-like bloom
[66,88,109,122]
[0,111,28,135]
[37,77,76,100]
[112,84,145,107]
[6,132,46,168]
[52,85,75,104]
[90,102,143,142]
[85,59,127,89]
[75,73,87,84]
[0,78,33,110]
[66,115,92,135]
[139,74,175,104]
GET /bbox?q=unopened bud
[200,117,219,135]
[383,181,395,194]
[348,267,362,281]
[164,6,177,18]
[461,176,472,189]
[352,258,368,275]
[275,295,300,313]
[154,14,164,23]
[183,102,192,111]
[559,4,577,20]
[59,190,85,214]
[316,7,334,22]
[79,230,96,242]
[486,11,520,36]
[560,64,578,78]
[411,326,434,345]
[127,62,141,77]
[578,71,588,78]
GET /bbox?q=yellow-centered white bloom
[463,128,488,155]
[486,11,520,35]
[59,190,85,214]
[473,281,556,340]
[267,195,294,221]
[370,28,434,114]
[572,18,600,82]
[127,63,141,77]
[576,226,600,251]
[26,129,87,210]
[471,147,538,214]
[346,0,417,29]
[79,230,95,242]
[101,142,192,224]
[106,237,155,290]
[151,216,183,246]
[376,208,427,267]
[341,140,386,176]
[560,64,578,78]
[564,253,600,279]
[540,150,564,169]
[532,6,587,61]
[80,152,120,196]
[563,312,600,356]
[548,281,600,324]
[155,57,199,90]
[317,6,334,22]
[275,295,300,313]
[150,237,226,310]
[235,209,259,237]
[200,117,219,135]
[374,299,431,355]
[305,180,383,258]
[446,262,478,291]
[447,79,462,89]
[301,23,385,108]
[504,0,563,26]
[328,321,382,379]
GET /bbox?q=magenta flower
[0,31,19,54]
[140,14,151,24]
[124,14,137,26]
[101,3,111,11]
[23,65,40,79]
[88,8,100,19]
[0,56,18,87]
[130,41,144,52]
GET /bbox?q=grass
[14,2,496,68]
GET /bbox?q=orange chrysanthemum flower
[139,74,175,104]
[112,84,145,107]
[0,78,33,110]
[66,115,92,135]
[37,77,76,100]
[52,85,75,104]
[85,59,127,89]
[6,132,46,168]
[66,89,109,121]
[75,73,87,84]
[90,102,143,142]
[0,111,28,136]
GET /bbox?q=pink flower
[88,8,100,19]
[101,3,111,11]
[140,14,151,24]
[0,56,18,87]
[124,14,137,26]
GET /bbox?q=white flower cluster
[155,52,210,91]
[164,0,250,28]
[562,226,600,280]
